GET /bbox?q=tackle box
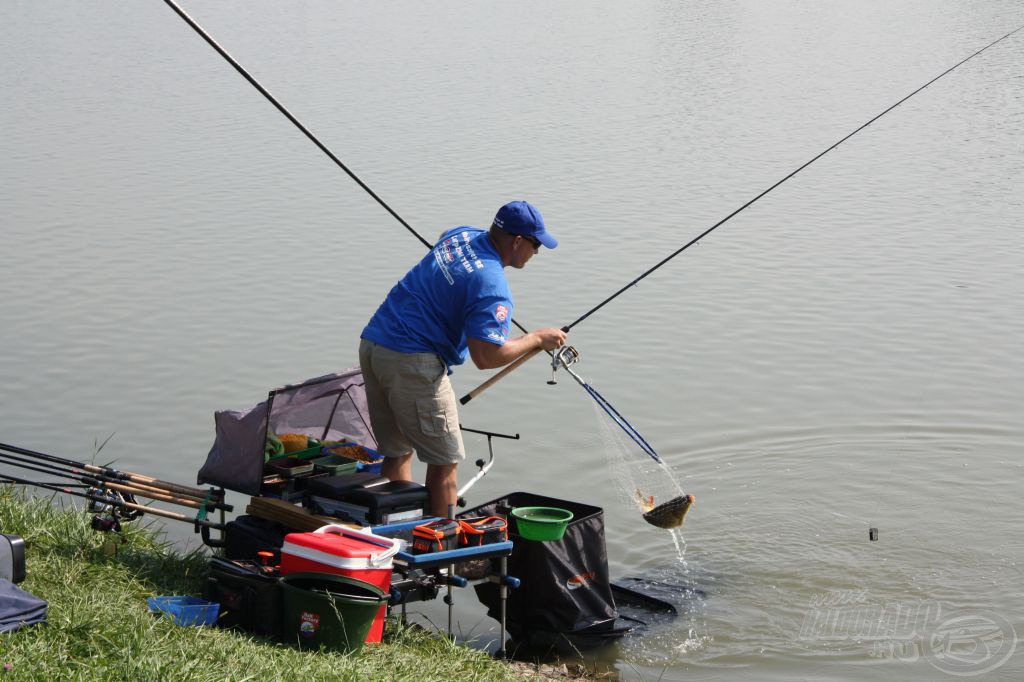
[305,472,389,498]
[223,515,288,562]
[203,557,282,637]
[304,472,389,518]
[458,516,508,546]
[328,480,428,525]
[411,519,461,554]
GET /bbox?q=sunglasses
[522,235,541,250]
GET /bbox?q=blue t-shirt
[361,227,513,368]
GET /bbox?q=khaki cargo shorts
[358,338,465,466]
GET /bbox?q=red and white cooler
[280,524,402,643]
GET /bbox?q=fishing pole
[565,25,1023,331]
[0,448,233,512]
[160,0,537,340]
[461,22,1024,402]
[0,451,228,512]
[0,441,223,502]
[0,473,227,531]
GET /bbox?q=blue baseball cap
[492,201,557,249]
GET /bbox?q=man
[359,201,567,517]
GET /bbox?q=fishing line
[564,23,1024,331]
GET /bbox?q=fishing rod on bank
[0,448,233,512]
[0,471,227,532]
[0,441,232,537]
[0,441,226,504]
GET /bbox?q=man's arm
[468,328,567,370]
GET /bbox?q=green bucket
[279,572,387,653]
[511,506,574,541]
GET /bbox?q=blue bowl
[147,595,219,627]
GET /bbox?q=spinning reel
[87,486,143,532]
[547,345,581,385]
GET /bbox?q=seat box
[332,480,428,525]
[305,472,389,498]
[280,525,402,643]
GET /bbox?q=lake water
[2,1,1023,679]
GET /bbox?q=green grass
[0,487,531,681]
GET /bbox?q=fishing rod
[0,450,232,512]
[161,0,537,340]
[461,22,1024,402]
[0,448,232,511]
[0,472,227,531]
[565,24,1023,332]
[0,441,223,502]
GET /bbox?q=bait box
[321,442,383,466]
[287,444,324,460]
[147,595,220,627]
[458,516,508,547]
[309,453,359,475]
[411,519,461,554]
[266,456,315,478]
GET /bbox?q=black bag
[1,534,26,584]
[468,492,627,649]
[203,557,281,637]
[223,515,288,562]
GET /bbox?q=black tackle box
[203,557,281,637]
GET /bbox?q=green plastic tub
[511,506,574,541]
[279,572,387,653]
[309,453,359,475]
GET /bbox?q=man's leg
[361,339,417,481]
[382,452,414,483]
[425,462,459,517]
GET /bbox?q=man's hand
[532,327,567,351]
[468,327,569,370]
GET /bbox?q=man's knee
[425,463,458,516]
[425,462,458,486]
[382,453,413,482]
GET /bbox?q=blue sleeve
[465,277,512,346]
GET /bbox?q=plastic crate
[147,595,220,626]
[309,453,359,475]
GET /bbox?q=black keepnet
[468,492,619,642]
